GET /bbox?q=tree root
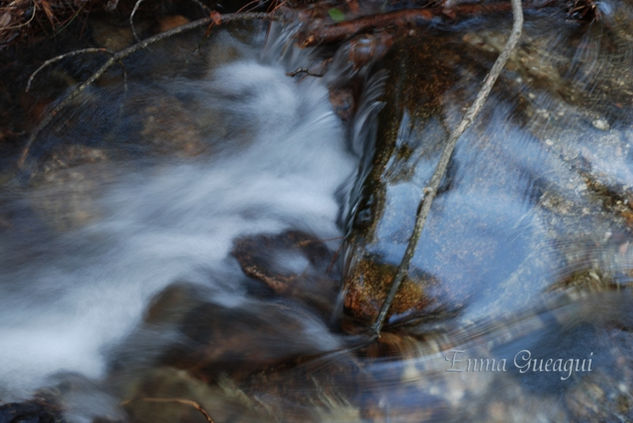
[372,0,525,336]
[18,11,277,170]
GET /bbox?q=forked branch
[18,11,277,170]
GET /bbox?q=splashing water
[0,29,357,402]
[2,6,633,422]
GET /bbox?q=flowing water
[0,24,356,413]
[1,5,633,423]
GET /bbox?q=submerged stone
[232,230,340,317]
[343,3,633,327]
[0,400,62,423]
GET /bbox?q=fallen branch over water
[372,0,525,336]
[26,47,113,93]
[18,0,543,171]
[18,11,277,169]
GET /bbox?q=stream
[1,4,633,422]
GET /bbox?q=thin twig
[372,0,524,336]
[191,0,212,14]
[121,397,216,423]
[52,2,86,36]
[26,47,111,92]
[270,0,288,13]
[18,11,276,170]
[129,0,146,42]
[236,0,267,13]
[130,0,212,42]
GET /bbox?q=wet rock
[231,230,340,315]
[158,15,190,33]
[112,279,342,385]
[244,352,367,423]
[164,300,339,381]
[17,28,256,232]
[116,367,271,423]
[0,400,62,423]
[344,258,432,324]
[139,95,207,157]
[91,20,136,51]
[110,287,633,422]
[110,284,360,422]
[20,96,208,232]
[343,36,539,325]
[27,164,111,231]
[562,322,633,422]
[23,140,113,231]
[142,282,203,327]
[329,87,355,121]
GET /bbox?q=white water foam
[0,57,356,400]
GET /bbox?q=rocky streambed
[1,1,633,422]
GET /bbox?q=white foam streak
[0,58,356,400]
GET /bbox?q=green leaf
[328,7,345,22]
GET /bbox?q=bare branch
[130,0,147,42]
[18,11,277,170]
[26,48,112,92]
[372,0,524,336]
[191,0,213,14]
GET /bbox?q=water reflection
[1,3,633,422]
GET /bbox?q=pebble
[592,118,610,131]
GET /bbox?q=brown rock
[232,230,339,316]
[343,257,432,324]
[158,15,190,33]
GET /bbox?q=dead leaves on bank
[0,0,81,46]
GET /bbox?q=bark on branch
[372,0,525,336]
[18,11,277,170]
